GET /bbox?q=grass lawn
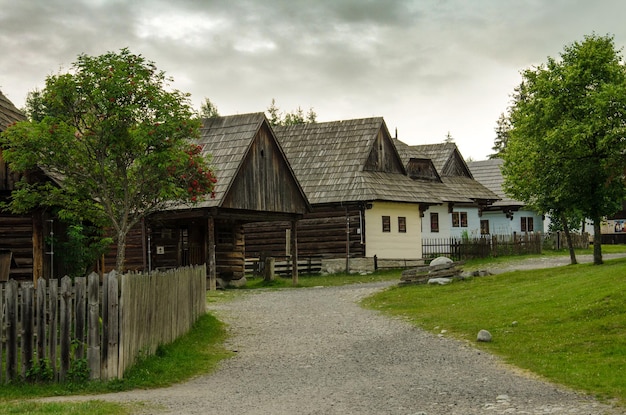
[362,255,626,406]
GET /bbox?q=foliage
[502,34,626,265]
[22,88,46,122]
[198,97,220,118]
[53,223,112,279]
[25,359,54,383]
[0,48,216,271]
[489,112,510,159]
[444,131,454,143]
[266,98,317,126]
[364,257,626,405]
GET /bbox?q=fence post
[75,277,86,359]
[49,279,58,379]
[21,283,34,379]
[6,280,18,381]
[36,279,47,373]
[59,276,71,381]
[107,272,120,380]
[87,272,101,380]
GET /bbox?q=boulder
[477,329,492,342]
[427,277,452,285]
[429,256,453,267]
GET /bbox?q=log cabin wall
[244,204,365,259]
[0,214,34,280]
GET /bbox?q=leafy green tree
[489,112,511,159]
[1,48,216,272]
[502,34,626,265]
[199,98,220,118]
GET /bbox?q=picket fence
[423,232,543,261]
[0,265,206,383]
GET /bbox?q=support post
[207,217,217,290]
[291,220,298,286]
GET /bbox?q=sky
[1,0,626,161]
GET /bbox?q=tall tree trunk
[115,230,127,272]
[593,219,603,265]
[561,214,577,265]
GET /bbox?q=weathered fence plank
[36,279,47,372]
[49,279,58,379]
[59,276,71,381]
[74,277,86,359]
[6,280,17,380]
[21,283,34,378]
[87,272,100,380]
[106,272,119,381]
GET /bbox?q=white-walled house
[467,158,544,235]
[395,141,499,240]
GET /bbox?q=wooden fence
[423,233,542,261]
[245,256,322,277]
[0,265,206,383]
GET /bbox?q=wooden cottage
[244,117,441,273]
[467,158,543,235]
[0,90,46,282]
[395,141,499,239]
[135,113,310,286]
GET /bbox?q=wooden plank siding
[245,204,365,259]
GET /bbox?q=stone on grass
[429,256,453,267]
[477,329,492,342]
[427,277,452,285]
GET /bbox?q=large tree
[1,48,216,272]
[502,34,626,265]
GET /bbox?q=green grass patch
[0,400,139,415]
[362,257,626,405]
[0,313,231,402]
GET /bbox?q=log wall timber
[244,205,365,259]
[0,214,34,280]
[103,225,146,272]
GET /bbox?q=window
[398,216,407,233]
[382,216,391,232]
[430,212,439,232]
[521,217,534,232]
[480,220,490,235]
[452,212,468,228]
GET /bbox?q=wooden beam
[32,212,44,284]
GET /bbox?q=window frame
[382,215,391,233]
[398,216,407,233]
[430,212,439,232]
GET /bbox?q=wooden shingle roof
[467,158,523,208]
[0,90,25,131]
[394,139,499,204]
[275,118,441,205]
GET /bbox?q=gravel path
[38,254,625,414]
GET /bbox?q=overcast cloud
[2,0,626,159]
